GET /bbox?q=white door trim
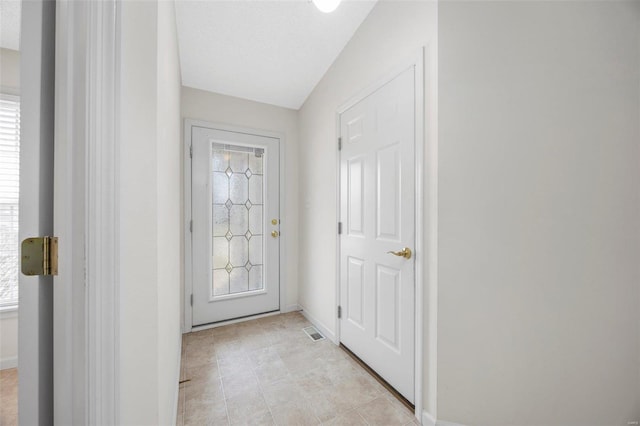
[54,0,120,423]
[183,119,288,332]
[334,47,435,421]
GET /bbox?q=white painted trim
[422,410,437,426]
[0,357,18,370]
[54,0,119,423]
[423,410,468,426]
[0,307,18,318]
[281,304,301,314]
[414,46,426,422]
[334,96,341,350]
[425,38,440,420]
[86,1,119,424]
[299,305,337,344]
[334,48,429,421]
[183,121,287,332]
[183,120,193,333]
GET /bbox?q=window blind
[0,94,20,307]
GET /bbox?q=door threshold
[339,343,415,412]
[191,310,280,332]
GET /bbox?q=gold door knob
[271,219,279,225]
[387,247,412,259]
[271,230,279,238]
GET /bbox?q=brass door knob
[387,247,412,259]
[271,230,279,238]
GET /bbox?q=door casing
[18,0,120,424]
[54,0,120,424]
[335,48,429,421]
[183,119,288,332]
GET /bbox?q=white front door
[339,66,416,403]
[191,126,280,326]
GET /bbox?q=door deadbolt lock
[271,219,278,225]
[271,230,279,238]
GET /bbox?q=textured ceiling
[175,0,377,109]
[0,0,20,51]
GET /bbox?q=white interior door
[191,126,280,326]
[18,1,56,423]
[339,67,416,403]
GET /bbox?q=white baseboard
[281,304,301,313]
[298,305,337,343]
[422,411,468,426]
[0,357,17,370]
[422,411,437,426]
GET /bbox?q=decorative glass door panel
[211,145,264,297]
[191,125,280,326]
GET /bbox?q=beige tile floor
[178,312,418,426]
[0,368,18,426]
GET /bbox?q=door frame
[334,47,435,421]
[183,119,288,332]
[52,0,120,423]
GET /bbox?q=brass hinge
[190,294,193,306]
[338,137,342,151]
[189,145,193,158]
[337,305,342,319]
[190,220,193,232]
[21,236,58,276]
[338,222,342,235]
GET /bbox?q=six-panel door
[339,67,416,402]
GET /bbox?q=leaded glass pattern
[211,145,264,297]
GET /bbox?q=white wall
[181,87,300,320]
[118,1,182,424]
[297,0,437,413]
[0,47,20,370]
[437,1,640,425]
[299,1,640,424]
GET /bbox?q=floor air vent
[303,326,325,341]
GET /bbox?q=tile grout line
[253,354,277,426]
[256,323,278,425]
[213,338,232,426]
[256,321,323,426]
[186,313,401,426]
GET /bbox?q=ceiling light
[312,0,341,13]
